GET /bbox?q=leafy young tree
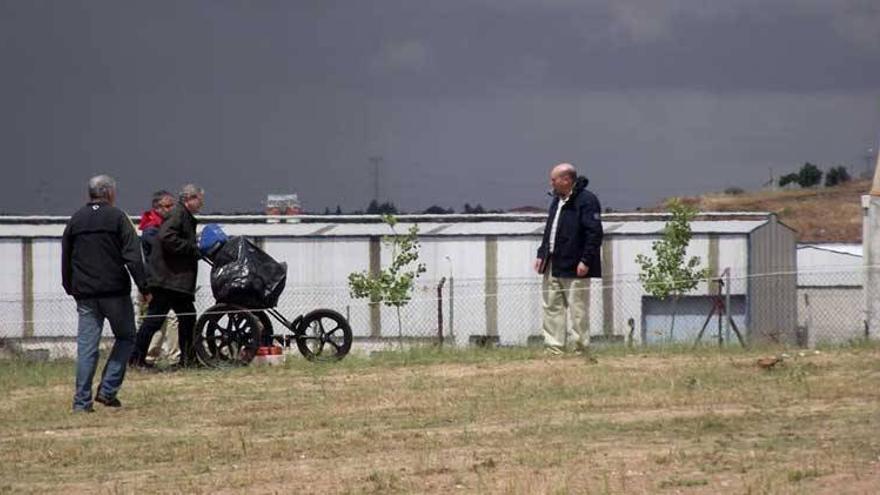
[423,205,454,214]
[348,215,427,345]
[797,162,822,188]
[366,200,399,215]
[635,199,710,341]
[778,173,799,188]
[379,202,398,214]
[724,187,745,195]
[825,165,851,187]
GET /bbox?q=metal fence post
[448,276,454,344]
[803,293,812,347]
[437,277,446,346]
[21,239,34,339]
[725,269,732,343]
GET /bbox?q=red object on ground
[256,346,283,356]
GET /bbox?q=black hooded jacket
[536,176,604,278]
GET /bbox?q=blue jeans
[73,295,136,410]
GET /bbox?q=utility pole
[368,156,382,203]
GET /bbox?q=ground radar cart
[193,225,353,367]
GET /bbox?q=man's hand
[533,258,544,274]
[577,262,589,277]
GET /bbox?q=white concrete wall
[718,238,750,294]
[496,238,543,345]
[797,246,862,287]
[381,237,486,345]
[798,287,865,346]
[0,240,23,339]
[263,238,370,336]
[32,240,80,338]
[0,223,764,347]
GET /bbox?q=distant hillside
[651,179,869,242]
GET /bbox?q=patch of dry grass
[1,345,879,494]
[654,179,868,242]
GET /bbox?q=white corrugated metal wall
[796,244,864,345]
[0,214,800,348]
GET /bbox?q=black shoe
[73,406,95,414]
[95,395,122,408]
[128,353,143,366]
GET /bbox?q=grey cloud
[0,0,878,215]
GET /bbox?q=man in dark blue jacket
[534,163,604,356]
[62,175,151,412]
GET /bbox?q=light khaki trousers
[542,267,591,351]
[145,312,181,364]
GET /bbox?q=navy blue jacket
[536,176,604,278]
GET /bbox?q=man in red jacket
[139,190,174,232]
[138,191,179,367]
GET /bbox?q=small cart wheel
[295,309,352,361]
[194,304,263,368]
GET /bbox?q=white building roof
[797,243,862,257]
[0,214,779,238]
[604,220,769,236]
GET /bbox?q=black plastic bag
[210,237,287,308]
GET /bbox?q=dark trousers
[134,288,196,365]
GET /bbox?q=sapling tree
[635,199,710,341]
[348,214,427,346]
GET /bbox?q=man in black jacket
[534,163,604,356]
[62,175,151,412]
[130,184,204,369]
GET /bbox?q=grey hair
[151,189,173,208]
[179,184,204,202]
[88,175,117,200]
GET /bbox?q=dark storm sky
[1,0,879,214]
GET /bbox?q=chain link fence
[0,267,872,360]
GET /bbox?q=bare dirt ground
[1,346,879,494]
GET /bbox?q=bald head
[552,163,577,180]
[549,162,577,197]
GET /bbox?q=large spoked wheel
[254,311,275,346]
[194,304,263,368]
[295,309,352,361]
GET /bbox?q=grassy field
[1,344,879,494]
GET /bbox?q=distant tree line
[318,201,504,215]
[778,162,851,189]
